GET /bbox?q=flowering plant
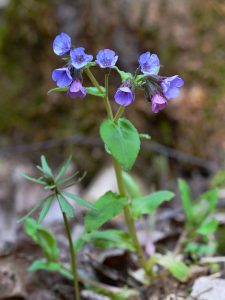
[20,32,187,299]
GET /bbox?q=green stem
[61,210,80,300]
[114,106,125,122]
[113,159,149,274]
[85,68,149,274]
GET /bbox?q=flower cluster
[51,32,184,113]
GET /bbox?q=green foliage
[157,254,190,282]
[28,260,73,280]
[113,66,133,82]
[131,191,174,219]
[74,229,135,252]
[24,218,59,262]
[100,118,140,170]
[122,171,143,198]
[178,179,218,256]
[86,86,105,97]
[84,192,127,232]
[211,169,225,188]
[19,155,93,223]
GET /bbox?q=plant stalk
[85,67,149,274]
[62,211,80,300]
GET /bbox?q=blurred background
[0,0,225,207]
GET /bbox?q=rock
[190,276,225,300]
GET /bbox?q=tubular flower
[52,67,73,88]
[53,32,72,56]
[151,94,167,113]
[161,75,184,99]
[114,78,134,107]
[96,49,118,68]
[138,52,160,75]
[70,47,93,69]
[67,79,86,99]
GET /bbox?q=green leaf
[122,171,142,198]
[86,86,105,97]
[113,66,133,82]
[100,118,140,170]
[48,87,69,94]
[57,171,79,185]
[24,218,59,261]
[62,191,95,210]
[28,260,73,280]
[193,189,218,223]
[38,195,54,224]
[158,254,190,282]
[74,229,135,252]
[178,179,194,225]
[58,193,74,218]
[85,192,127,232]
[17,194,53,223]
[55,155,72,182]
[197,218,219,236]
[40,155,53,177]
[131,191,174,219]
[20,172,46,185]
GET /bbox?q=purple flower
[52,67,73,88]
[53,32,71,56]
[96,49,118,68]
[161,75,184,99]
[151,94,167,113]
[67,80,86,99]
[138,52,160,75]
[70,47,93,69]
[114,79,134,107]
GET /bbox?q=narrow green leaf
[178,179,193,225]
[55,155,72,182]
[38,195,54,224]
[48,87,69,94]
[197,218,219,236]
[17,194,53,223]
[74,229,135,252]
[158,254,190,282]
[100,118,140,170]
[113,66,133,82]
[85,192,127,232]
[131,191,174,219]
[122,171,142,198]
[20,172,46,185]
[58,193,74,218]
[62,191,95,210]
[86,86,105,97]
[41,155,53,177]
[28,260,73,280]
[57,171,79,185]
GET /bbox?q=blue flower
[70,47,93,69]
[114,79,134,107]
[67,80,87,99]
[161,75,184,99]
[52,67,73,88]
[138,52,160,75]
[96,49,118,68]
[53,33,72,56]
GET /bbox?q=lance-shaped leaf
[20,172,46,185]
[58,193,74,218]
[40,155,53,177]
[85,192,127,232]
[131,191,174,219]
[62,191,95,210]
[38,195,54,224]
[48,87,69,94]
[113,66,133,82]
[178,179,194,225]
[55,155,72,182]
[100,118,140,170]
